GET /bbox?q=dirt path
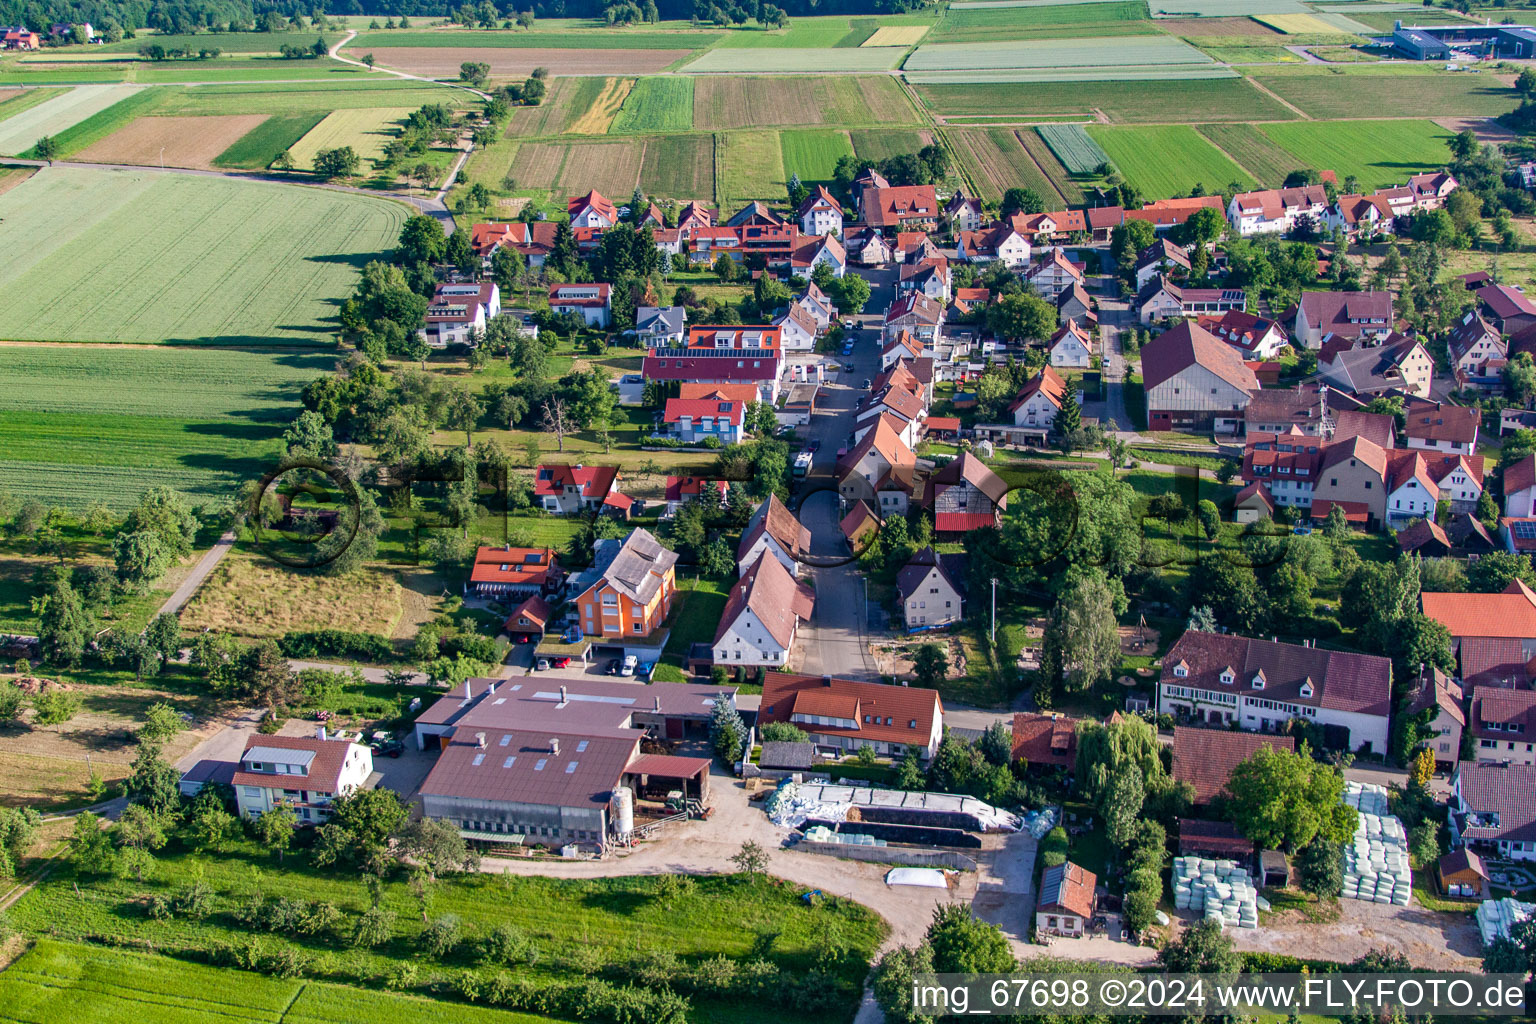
[156,528,236,618]
[1244,76,1312,120]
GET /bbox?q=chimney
[315,725,327,741]
[475,732,486,749]
[487,681,497,694]
[654,696,661,712]
[551,737,560,755]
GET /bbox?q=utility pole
[989,578,998,644]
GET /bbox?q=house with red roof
[1294,290,1393,349]
[837,413,919,515]
[1048,319,1095,368]
[711,552,814,667]
[568,189,618,229]
[1142,320,1258,434]
[1450,759,1536,863]
[664,475,727,516]
[1469,688,1536,766]
[1478,283,1536,336]
[859,183,939,230]
[421,281,500,347]
[1195,309,1287,359]
[1022,249,1085,301]
[797,185,844,238]
[1422,579,1536,678]
[738,493,811,578]
[945,191,985,234]
[504,594,552,637]
[468,545,561,598]
[758,674,945,758]
[956,224,1031,267]
[232,733,375,823]
[1007,209,1087,243]
[927,451,1008,534]
[1172,726,1295,805]
[534,464,630,516]
[1448,309,1507,390]
[662,396,747,445]
[1404,399,1479,456]
[1227,184,1329,237]
[840,500,880,549]
[1011,712,1081,768]
[1160,630,1392,753]
[1008,365,1068,431]
[1137,275,1247,325]
[1126,194,1224,233]
[1508,454,1536,517]
[548,282,611,328]
[1037,861,1097,937]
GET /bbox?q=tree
[0,806,40,878]
[1040,570,1121,692]
[184,789,238,852]
[986,290,1054,342]
[710,696,747,763]
[459,60,490,85]
[541,397,572,452]
[925,904,1015,974]
[1226,745,1355,851]
[910,643,948,688]
[1101,763,1145,850]
[30,689,82,727]
[1468,550,1536,593]
[362,52,375,67]
[712,252,737,283]
[313,146,361,180]
[138,701,183,745]
[1297,835,1343,898]
[1111,219,1156,267]
[827,273,871,314]
[397,215,448,266]
[314,788,409,869]
[1187,556,1264,633]
[978,721,1012,767]
[1055,389,1082,442]
[113,804,168,882]
[125,741,180,814]
[33,135,56,164]
[730,839,768,874]
[255,802,297,861]
[68,811,115,874]
[1002,187,1045,215]
[1158,918,1240,974]
[0,680,23,725]
[759,721,809,743]
[872,944,937,1024]
[395,817,479,879]
[1183,206,1226,245]
[34,576,90,667]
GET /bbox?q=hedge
[278,630,395,662]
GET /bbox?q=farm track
[1242,74,1312,119]
[1010,127,1069,205]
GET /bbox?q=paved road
[156,528,237,619]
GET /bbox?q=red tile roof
[663,397,746,426]
[1163,630,1391,719]
[1038,861,1096,918]
[1422,580,1536,640]
[231,734,363,794]
[1172,726,1295,804]
[568,189,617,223]
[1141,320,1260,393]
[862,184,939,228]
[504,594,551,633]
[1011,712,1080,767]
[759,674,942,747]
[713,551,814,649]
[469,546,558,587]
[534,463,620,500]
[665,476,727,503]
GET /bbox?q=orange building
[573,528,678,640]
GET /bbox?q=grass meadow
[1089,123,1255,198]
[0,346,331,509]
[212,111,327,168]
[285,105,412,169]
[609,75,693,132]
[1258,118,1453,190]
[1245,65,1521,118]
[0,83,141,155]
[779,128,855,184]
[0,166,406,344]
[914,76,1297,122]
[930,0,1155,42]
[1196,121,1308,187]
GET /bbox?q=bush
[1040,826,1069,868]
[277,629,394,662]
[442,632,506,664]
[420,913,463,957]
[1123,866,1162,934]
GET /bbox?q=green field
[212,111,327,168]
[1148,0,1308,12]
[849,128,933,162]
[905,33,1210,71]
[0,87,68,124]
[609,75,693,132]
[710,14,906,46]
[23,87,163,158]
[692,75,919,129]
[286,105,411,170]
[0,167,407,344]
[930,0,1156,41]
[151,79,466,116]
[347,28,715,47]
[683,45,905,72]
[718,130,786,207]
[1089,123,1255,198]
[915,76,1296,122]
[1036,122,1109,174]
[780,128,855,184]
[97,30,339,52]
[1258,118,1453,190]
[1196,121,1307,187]
[0,346,330,508]
[1245,65,1520,118]
[639,133,716,198]
[947,126,1070,203]
[0,84,141,155]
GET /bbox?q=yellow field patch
[180,554,405,639]
[863,25,929,46]
[1254,13,1347,34]
[567,77,634,135]
[286,106,413,171]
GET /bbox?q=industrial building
[1391,21,1536,60]
[413,677,731,850]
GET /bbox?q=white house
[662,397,746,445]
[944,192,984,234]
[898,546,965,629]
[956,225,1030,268]
[1451,760,1536,862]
[1008,366,1067,430]
[1226,184,1329,237]
[420,282,500,347]
[1507,456,1536,518]
[635,305,686,347]
[736,494,810,578]
[1048,319,1094,369]
[791,233,847,279]
[712,551,814,666]
[797,185,844,238]
[567,189,618,229]
[232,733,374,824]
[1022,250,1083,300]
[774,302,818,352]
[548,283,612,328]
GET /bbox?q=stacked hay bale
[1340,782,1411,905]
[1476,897,1536,946]
[1172,857,1259,930]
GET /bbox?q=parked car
[806,438,821,452]
[862,378,871,389]
[552,656,572,669]
[605,658,621,675]
[622,655,638,676]
[639,661,655,679]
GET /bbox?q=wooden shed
[1436,848,1489,900]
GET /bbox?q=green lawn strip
[930,0,1151,42]
[1088,123,1254,199]
[212,110,327,169]
[22,86,159,156]
[95,31,340,53]
[1244,64,1519,119]
[0,86,67,123]
[849,128,932,162]
[1257,117,1453,191]
[609,75,693,133]
[153,80,467,116]
[664,573,731,658]
[779,127,855,184]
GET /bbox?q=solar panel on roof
[1516,522,1536,540]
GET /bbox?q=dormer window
[1219,667,1235,686]
[1172,661,1188,678]
[1251,670,1266,690]
[1300,679,1314,698]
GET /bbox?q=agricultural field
[849,127,934,162]
[565,76,631,133]
[211,111,327,169]
[905,34,1212,71]
[510,138,643,193]
[73,113,268,169]
[507,75,609,136]
[711,14,895,46]
[0,167,407,344]
[639,133,715,198]
[1017,128,1085,202]
[718,129,787,207]
[1253,11,1350,32]
[151,79,466,116]
[0,941,563,1024]
[1037,122,1109,174]
[915,75,1296,122]
[352,45,690,77]
[609,75,692,132]
[285,106,412,170]
[1148,0,1308,13]
[0,345,330,508]
[864,24,931,45]
[682,45,906,72]
[0,87,65,123]
[181,551,405,637]
[347,28,713,48]
[1347,8,1469,29]
[0,83,140,155]
[693,75,917,129]
[930,0,1156,42]
[97,30,339,53]
[1245,65,1520,118]
[1089,123,1255,198]
[1259,118,1452,190]
[1191,42,1302,61]
[947,125,1075,204]
[780,128,855,183]
[1196,121,1307,186]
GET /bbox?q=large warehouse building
[1391,21,1536,60]
[413,677,733,849]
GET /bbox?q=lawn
[0,941,562,1024]
[0,346,331,509]
[609,75,693,132]
[914,75,1297,122]
[1197,121,1307,187]
[1245,65,1520,119]
[710,14,884,47]
[0,166,407,344]
[180,551,405,638]
[905,33,1210,71]
[0,83,142,155]
[779,128,855,184]
[212,110,327,168]
[664,573,732,659]
[150,79,467,116]
[6,843,886,1024]
[1089,124,1255,198]
[285,105,412,170]
[1258,118,1453,190]
[718,130,786,207]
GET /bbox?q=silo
[611,786,634,835]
